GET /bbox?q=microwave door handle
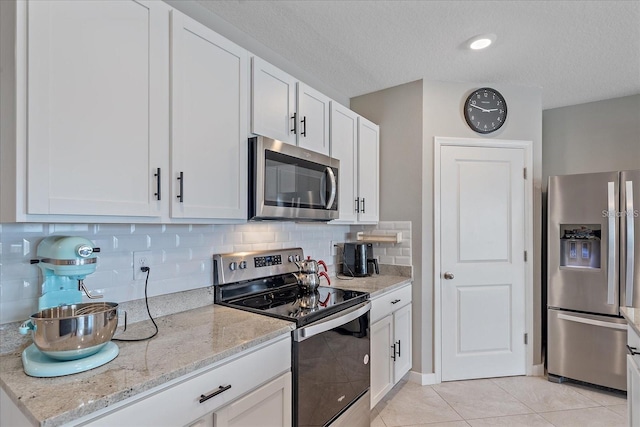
[626,180,635,307]
[325,167,337,209]
[607,181,616,305]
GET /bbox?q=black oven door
[292,302,370,427]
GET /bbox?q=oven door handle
[293,301,370,342]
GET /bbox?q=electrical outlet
[330,240,337,256]
[133,251,152,280]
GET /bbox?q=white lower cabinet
[370,283,412,408]
[627,324,640,426]
[188,372,292,427]
[74,336,291,427]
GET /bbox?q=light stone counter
[621,306,640,336]
[332,264,413,298]
[0,305,294,427]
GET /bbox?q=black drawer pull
[628,345,640,356]
[391,299,401,304]
[154,167,161,201]
[391,343,396,361]
[199,384,232,403]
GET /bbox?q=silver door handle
[626,180,635,307]
[557,313,627,330]
[293,301,370,342]
[443,272,454,280]
[325,167,337,210]
[607,181,616,305]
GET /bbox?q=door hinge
[523,167,527,179]
[524,333,528,345]
[524,251,528,262]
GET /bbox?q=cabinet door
[357,117,379,223]
[170,11,248,220]
[26,0,168,216]
[629,355,640,427]
[297,83,330,155]
[370,315,394,409]
[393,303,412,382]
[251,57,297,145]
[330,102,358,223]
[215,372,292,427]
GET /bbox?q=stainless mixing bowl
[26,302,118,361]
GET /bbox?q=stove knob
[295,255,301,262]
[239,261,247,269]
[288,255,294,262]
[229,261,237,271]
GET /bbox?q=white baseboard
[407,371,439,385]
[530,364,545,377]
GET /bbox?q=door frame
[433,136,534,383]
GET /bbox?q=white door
[297,83,330,155]
[440,144,526,381]
[26,0,167,217]
[251,57,297,145]
[357,117,379,223]
[393,303,412,381]
[370,315,394,408]
[170,11,247,220]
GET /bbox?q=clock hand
[485,108,499,112]
[470,104,490,113]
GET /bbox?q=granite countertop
[621,306,640,336]
[332,265,413,298]
[0,305,294,427]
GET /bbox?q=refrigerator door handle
[557,313,628,330]
[626,180,636,307]
[607,181,616,305]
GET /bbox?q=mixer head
[34,236,100,279]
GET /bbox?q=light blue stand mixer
[19,236,119,377]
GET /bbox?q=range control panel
[213,248,304,284]
[254,255,282,268]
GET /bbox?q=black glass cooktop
[222,285,369,327]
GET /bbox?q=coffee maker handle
[367,258,379,274]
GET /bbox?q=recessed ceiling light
[468,33,496,50]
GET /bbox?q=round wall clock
[463,87,507,134]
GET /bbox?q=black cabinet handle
[154,168,161,201]
[355,197,360,213]
[291,112,297,134]
[391,344,396,361]
[391,299,401,305]
[396,340,401,357]
[199,384,232,403]
[301,116,307,137]
[177,172,184,203]
[628,344,640,355]
[361,197,366,213]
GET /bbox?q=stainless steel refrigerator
[547,170,640,391]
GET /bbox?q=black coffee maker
[342,243,379,277]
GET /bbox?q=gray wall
[350,80,424,373]
[542,94,640,184]
[352,80,543,378]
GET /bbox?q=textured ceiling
[196,0,640,110]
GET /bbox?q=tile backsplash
[0,221,411,324]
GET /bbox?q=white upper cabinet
[251,57,330,155]
[25,0,169,217]
[356,116,380,223]
[170,10,248,220]
[251,57,297,145]
[330,103,379,224]
[330,102,359,223]
[296,83,330,155]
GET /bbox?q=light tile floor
[371,376,627,426]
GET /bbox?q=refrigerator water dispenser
[559,225,601,269]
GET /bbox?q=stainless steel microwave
[249,136,339,221]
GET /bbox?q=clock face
[463,88,507,134]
